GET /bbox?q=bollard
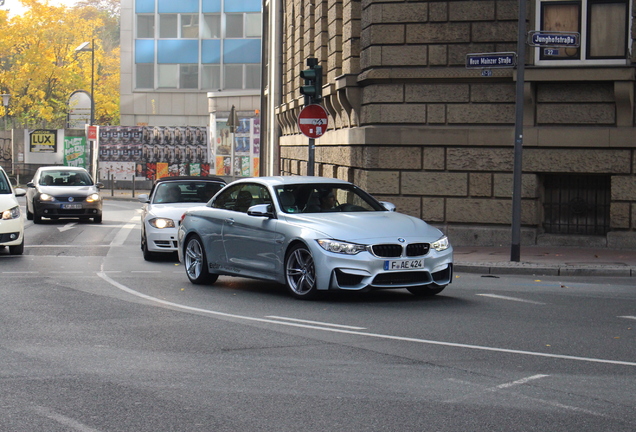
[111,173,114,197]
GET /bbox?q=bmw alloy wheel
[184,235,217,284]
[285,244,317,299]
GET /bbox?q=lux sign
[30,129,58,153]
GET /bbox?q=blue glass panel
[136,0,155,13]
[157,40,199,63]
[202,40,221,63]
[135,40,155,63]
[158,0,198,13]
[224,0,261,12]
[223,39,261,63]
[202,0,222,13]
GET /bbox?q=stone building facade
[262,0,636,248]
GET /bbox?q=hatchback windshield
[39,170,92,186]
[274,183,386,214]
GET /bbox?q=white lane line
[131,271,162,274]
[618,316,636,320]
[477,294,545,305]
[26,245,113,248]
[96,272,636,367]
[496,374,549,389]
[32,406,101,432]
[110,215,139,247]
[2,271,39,274]
[265,315,367,330]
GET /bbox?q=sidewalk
[104,189,636,277]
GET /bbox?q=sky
[2,0,79,16]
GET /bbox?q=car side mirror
[96,182,104,189]
[247,204,273,218]
[26,181,35,188]
[138,193,150,203]
[13,187,26,197]
[380,201,396,212]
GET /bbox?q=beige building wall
[267,0,636,248]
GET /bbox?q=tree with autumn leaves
[0,0,120,128]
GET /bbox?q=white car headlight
[431,236,450,252]
[39,193,54,201]
[149,217,175,229]
[317,239,366,255]
[1,206,20,220]
[86,193,100,203]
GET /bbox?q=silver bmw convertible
[177,176,453,299]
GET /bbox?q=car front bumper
[36,201,102,218]
[0,217,24,246]
[310,243,454,291]
[146,225,179,253]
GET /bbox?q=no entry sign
[298,104,329,139]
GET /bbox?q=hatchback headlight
[86,193,100,203]
[149,217,175,229]
[317,239,366,255]
[39,193,54,201]
[431,236,450,252]
[1,206,20,220]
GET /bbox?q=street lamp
[1,94,9,130]
[75,40,94,126]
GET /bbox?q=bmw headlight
[39,193,54,202]
[317,239,366,255]
[1,206,20,220]
[431,235,450,252]
[149,217,175,229]
[86,193,100,203]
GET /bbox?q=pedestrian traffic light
[300,58,322,105]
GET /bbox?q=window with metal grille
[542,174,610,235]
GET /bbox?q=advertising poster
[213,117,260,177]
[30,129,57,153]
[97,126,211,181]
[63,136,88,168]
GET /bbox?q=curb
[455,263,635,277]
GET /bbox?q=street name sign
[298,104,329,139]
[466,52,517,69]
[527,31,580,47]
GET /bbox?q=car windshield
[39,170,92,186]
[274,183,386,214]
[0,171,11,194]
[152,181,224,204]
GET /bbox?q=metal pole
[307,138,315,176]
[511,0,527,262]
[90,38,95,126]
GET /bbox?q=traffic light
[300,58,322,105]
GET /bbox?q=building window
[159,14,178,38]
[137,15,155,38]
[224,64,243,89]
[202,14,221,38]
[226,13,262,38]
[202,65,221,89]
[136,64,154,89]
[245,64,261,89]
[181,14,199,38]
[536,0,629,64]
[542,174,610,235]
[158,64,179,88]
[180,65,199,88]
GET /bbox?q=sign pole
[510,0,527,262]
[307,138,315,176]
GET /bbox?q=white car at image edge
[0,166,26,255]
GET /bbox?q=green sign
[64,136,88,168]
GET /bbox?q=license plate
[62,203,82,209]
[384,259,424,271]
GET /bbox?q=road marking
[496,374,549,389]
[26,245,113,248]
[110,215,139,246]
[477,294,545,305]
[58,222,77,232]
[32,406,101,432]
[265,316,367,330]
[618,316,636,320]
[97,271,636,368]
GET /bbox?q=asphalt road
[1,198,635,431]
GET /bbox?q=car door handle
[225,218,235,226]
